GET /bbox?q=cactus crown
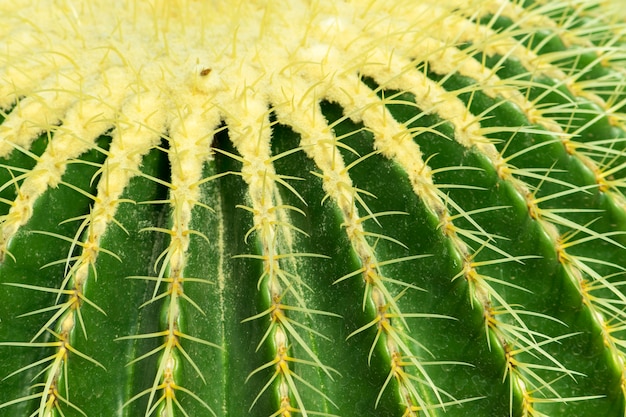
[1,0,626,416]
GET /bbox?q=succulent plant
[1,0,626,416]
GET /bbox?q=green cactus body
[0,0,625,416]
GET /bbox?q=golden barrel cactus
[0,0,625,416]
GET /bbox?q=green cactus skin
[1,0,626,416]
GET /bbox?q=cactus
[1,0,626,416]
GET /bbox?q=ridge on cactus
[1,0,625,416]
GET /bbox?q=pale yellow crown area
[0,0,503,130]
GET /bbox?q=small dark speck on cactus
[0,0,626,416]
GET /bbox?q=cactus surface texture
[1,0,626,416]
